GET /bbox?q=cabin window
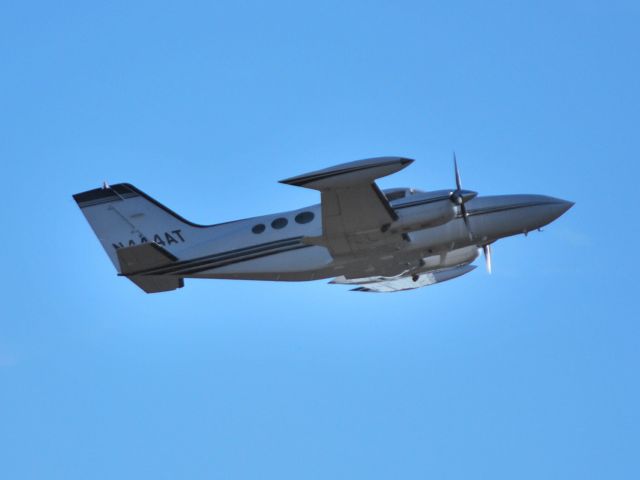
[271,217,288,229]
[295,211,315,224]
[252,224,266,234]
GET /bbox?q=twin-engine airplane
[73,156,573,293]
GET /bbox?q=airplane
[73,156,573,293]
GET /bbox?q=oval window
[271,217,288,229]
[252,224,266,234]
[295,211,315,224]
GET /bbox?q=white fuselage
[165,189,570,282]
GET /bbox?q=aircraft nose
[465,194,573,241]
[537,197,574,226]
[550,198,575,218]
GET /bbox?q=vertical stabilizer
[73,183,207,272]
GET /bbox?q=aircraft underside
[189,242,479,284]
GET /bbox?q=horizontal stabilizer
[116,243,183,293]
[117,242,177,274]
[127,275,184,294]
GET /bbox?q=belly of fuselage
[188,228,477,282]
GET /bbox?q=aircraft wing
[331,264,477,293]
[280,157,413,256]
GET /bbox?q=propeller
[449,153,477,239]
[449,153,492,274]
[482,244,492,274]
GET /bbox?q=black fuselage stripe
[464,201,559,217]
[131,237,305,276]
[175,244,312,276]
[155,240,304,275]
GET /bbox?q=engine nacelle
[386,194,456,234]
[421,245,479,270]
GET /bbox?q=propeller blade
[483,244,492,274]
[453,152,462,190]
[459,204,474,240]
[460,203,472,234]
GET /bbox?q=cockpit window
[385,188,421,201]
[386,190,408,201]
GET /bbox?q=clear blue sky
[1,1,638,478]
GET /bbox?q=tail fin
[73,183,204,273]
